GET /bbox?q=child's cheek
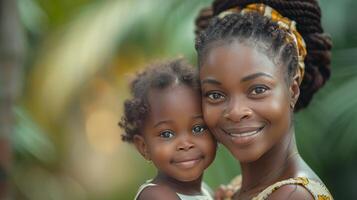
[202,104,222,129]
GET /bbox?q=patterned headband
[218,3,307,84]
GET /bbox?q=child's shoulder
[135,181,180,200]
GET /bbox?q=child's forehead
[149,84,198,100]
[146,84,201,113]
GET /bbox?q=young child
[119,59,217,200]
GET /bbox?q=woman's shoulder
[253,177,333,200]
[218,176,333,200]
[134,181,180,200]
[263,183,314,200]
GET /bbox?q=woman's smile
[221,125,265,146]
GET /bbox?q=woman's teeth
[230,130,259,137]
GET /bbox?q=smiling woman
[195,0,333,199]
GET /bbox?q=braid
[195,0,332,111]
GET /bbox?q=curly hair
[195,0,332,111]
[119,58,200,143]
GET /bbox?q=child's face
[136,84,216,182]
[200,42,297,163]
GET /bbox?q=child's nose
[177,135,195,151]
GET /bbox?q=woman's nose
[223,98,252,122]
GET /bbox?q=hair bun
[296,32,332,111]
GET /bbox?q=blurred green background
[1,0,357,199]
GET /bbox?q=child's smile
[170,151,205,169]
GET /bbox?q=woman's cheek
[265,92,290,121]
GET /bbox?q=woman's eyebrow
[201,78,221,85]
[241,72,273,83]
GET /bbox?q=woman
[194,0,333,199]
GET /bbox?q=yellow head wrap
[218,3,307,84]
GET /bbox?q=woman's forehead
[201,43,278,75]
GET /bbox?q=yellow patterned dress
[221,176,333,200]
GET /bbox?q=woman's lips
[223,126,265,146]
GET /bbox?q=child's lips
[171,155,204,169]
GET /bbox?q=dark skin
[134,84,217,200]
[200,42,320,200]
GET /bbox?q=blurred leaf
[12,105,56,164]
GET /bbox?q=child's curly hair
[119,58,200,143]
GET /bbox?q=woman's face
[200,42,295,163]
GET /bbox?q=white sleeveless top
[134,180,214,200]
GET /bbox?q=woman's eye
[251,86,268,95]
[205,92,225,102]
[159,130,174,139]
[192,124,207,135]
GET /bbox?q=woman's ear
[133,135,150,161]
[289,74,301,109]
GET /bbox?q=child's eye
[205,91,225,103]
[159,130,175,139]
[250,85,269,96]
[192,124,207,135]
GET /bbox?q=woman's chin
[231,149,264,164]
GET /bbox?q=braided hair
[195,0,332,111]
[119,58,200,142]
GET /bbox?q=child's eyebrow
[192,115,203,119]
[153,120,172,128]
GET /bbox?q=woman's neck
[239,131,300,197]
[153,172,203,195]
